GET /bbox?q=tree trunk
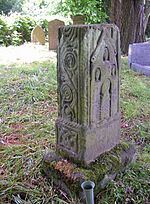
[110,0,121,28]
[110,0,145,54]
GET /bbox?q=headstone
[56,24,121,164]
[71,15,86,24]
[128,43,150,76]
[48,19,65,50]
[31,26,45,45]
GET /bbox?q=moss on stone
[42,142,135,198]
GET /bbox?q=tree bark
[110,0,145,54]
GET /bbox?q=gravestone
[56,24,121,164]
[31,26,45,45]
[48,19,65,50]
[128,43,150,76]
[43,24,135,199]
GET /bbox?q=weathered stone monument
[43,24,135,199]
[48,19,65,50]
[56,24,121,164]
[31,26,45,45]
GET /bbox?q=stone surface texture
[48,19,65,50]
[128,42,150,76]
[42,143,136,200]
[56,24,121,164]
[31,26,45,45]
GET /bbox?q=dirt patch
[0,43,56,65]
[9,123,24,130]
[0,133,25,145]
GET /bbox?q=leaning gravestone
[31,26,45,45]
[48,19,65,50]
[43,24,135,199]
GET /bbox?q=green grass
[121,57,150,119]
[0,57,150,204]
[0,61,60,203]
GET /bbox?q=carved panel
[57,125,78,153]
[59,27,79,123]
[90,26,120,126]
[100,79,111,121]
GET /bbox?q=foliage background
[0,0,110,46]
[0,0,62,46]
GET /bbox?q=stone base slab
[42,143,136,202]
[131,63,150,76]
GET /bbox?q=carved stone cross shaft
[56,24,121,164]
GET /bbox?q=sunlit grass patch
[0,60,60,203]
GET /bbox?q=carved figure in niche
[91,67,102,125]
[103,45,113,77]
[111,63,118,116]
[95,67,101,82]
[100,79,111,121]
[103,47,109,61]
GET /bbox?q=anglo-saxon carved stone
[56,24,121,164]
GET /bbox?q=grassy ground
[0,58,150,204]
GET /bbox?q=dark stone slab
[128,42,150,76]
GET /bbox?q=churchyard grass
[121,58,150,119]
[0,58,149,203]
